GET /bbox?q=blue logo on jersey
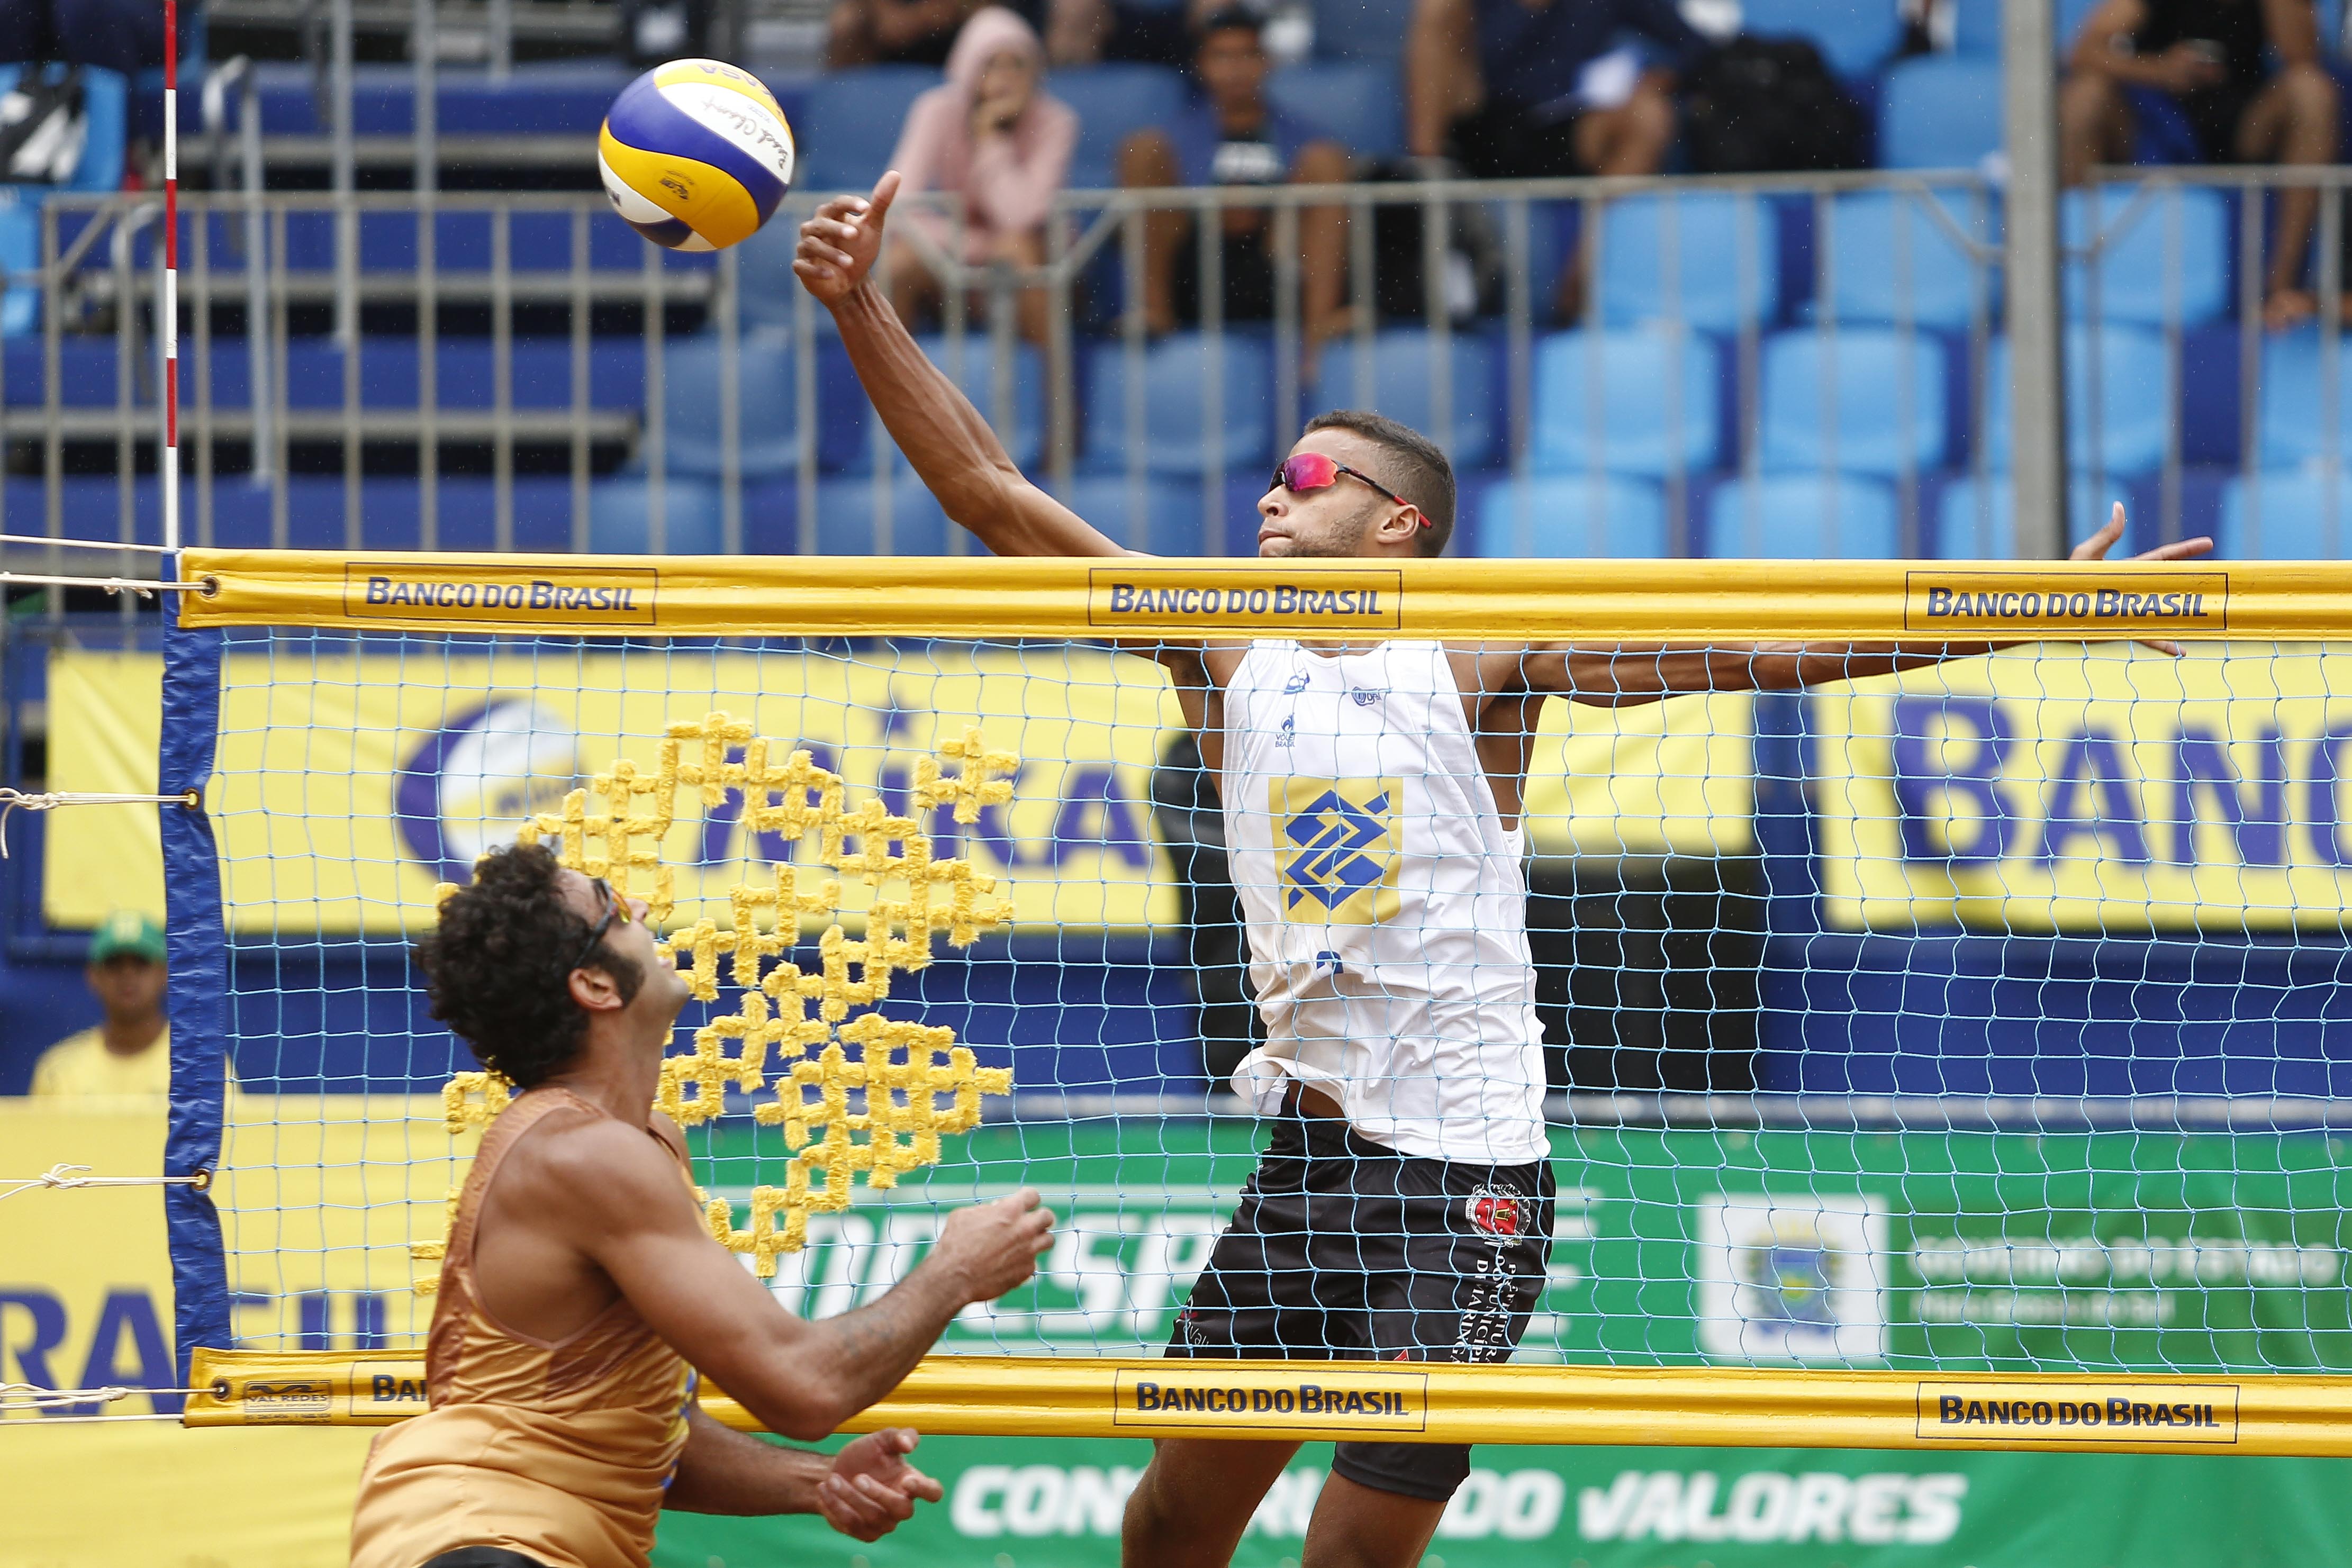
[1283,789,1390,909]
[1276,714,1296,748]
[1349,688,1385,708]
[1283,670,1311,695]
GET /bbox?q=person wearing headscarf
[883,6,1077,342]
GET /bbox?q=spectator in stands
[830,0,1044,68]
[1044,0,1204,68]
[1116,8,1353,349]
[2059,0,2338,331]
[28,911,170,1100]
[884,6,1075,343]
[1405,0,1703,184]
[0,0,203,80]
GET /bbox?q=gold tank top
[348,1088,697,1568]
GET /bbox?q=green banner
[661,1119,2352,1565]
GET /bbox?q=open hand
[793,171,901,309]
[817,1427,945,1543]
[930,1188,1055,1302]
[2070,501,2215,656]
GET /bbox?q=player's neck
[99,1014,165,1057]
[547,1022,667,1126]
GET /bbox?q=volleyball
[596,59,797,252]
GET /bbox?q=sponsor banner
[184,549,2324,641]
[346,561,658,627]
[43,651,1752,932]
[1914,1382,2237,1444]
[1111,1366,1425,1436]
[1814,643,2352,929]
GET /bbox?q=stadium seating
[833,333,1046,476]
[1983,327,2173,476]
[1595,193,1779,331]
[1529,328,1723,477]
[588,476,727,553]
[1048,475,1215,555]
[1473,475,1670,557]
[1052,65,1189,189]
[1080,333,1275,475]
[1952,0,2109,55]
[1267,61,1405,159]
[1933,474,2140,558]
[1820,188,1993,329]
[1739,0,1904,78]
[815,474,953,555]
[656,332,804,480]
[794,66,941,194]
[2221,471,2352,558]
[1310,0,1418,64]
[1760,329,1950,475]
[2257,330,2352,470]
[1311,330,1498,469]
[1877,56,2001,170]
[2061,184,2228,325]
[1705,473,1902,557]
[0,64,128,337]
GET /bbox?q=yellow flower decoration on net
[410,712,1018,1286]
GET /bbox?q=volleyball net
[120,550,2352,1453]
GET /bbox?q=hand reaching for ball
[794,171,901,309]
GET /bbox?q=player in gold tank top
[349,844,1055,1568]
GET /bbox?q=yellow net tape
[409,713,1017,1286]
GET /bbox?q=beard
[1263,501,1380,558]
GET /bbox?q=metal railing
[2,164,2345,564]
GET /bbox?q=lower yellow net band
[182,1349,2352,1456]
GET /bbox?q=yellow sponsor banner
[344,559,659,628]
[185,1349,2352,1456]
[1815,644,2352,931]
[45,652,1752,932]
[182,551,2352,642]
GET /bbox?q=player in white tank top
[1220,638,1549,1165]
[792,178,2205,1568]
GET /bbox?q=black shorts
[421,1551,549,1568]
[1446,98,1593,182]
[1165,1108,1555,1502]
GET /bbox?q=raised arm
[793,172,1132,558]
[1511,506,2215,706]
[549,1118,1053,1441]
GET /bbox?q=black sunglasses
[570,876,634,972]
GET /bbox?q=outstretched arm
[1519,506,2217,706]
[794,173,1131,558]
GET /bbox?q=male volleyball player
[348,842,1055,1568]
[793,173,2212,1568]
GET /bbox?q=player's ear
[568,964,626,1013]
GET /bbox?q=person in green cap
[30,910,175,1100]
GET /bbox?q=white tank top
[1221,639,1549,1164]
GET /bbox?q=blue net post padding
[162,619,232,1382]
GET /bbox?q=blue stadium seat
[1531,329,1723,477]
[1761,329,1949,475]
[2221,472,2352,558]
[1739,0,1903,77]
[1933,475,2138,557]
[1049,475,1213,554]
[2062,184,2227,325]
[1595,193,1778,331]
[588,476,727,554]
[658,332,802,479]
[2257,330,2352,469]
[1053,65,1188,189]
[1473,476,1669,557]
[1879,57,2001,170]
[1822,189,1993,329]
[1311,0,1418,64]
[795,67,942,193]
[1984,327,2173,476]
[1705,474,1901,558]
[1080,333,1275,476]
[814,475,953,554]
[1311,330,1497,469]
[1267,62,1403,158]
[0,64,127,337]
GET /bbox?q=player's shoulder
[504,1100,682,1198]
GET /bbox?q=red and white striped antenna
[162,0,180,561]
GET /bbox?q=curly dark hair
[413,841,645,1087]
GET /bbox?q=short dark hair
[1194,5,1263,41]
[413,841,644,1087]
[1302,409,1456,557]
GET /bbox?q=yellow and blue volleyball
[598,59,796,252]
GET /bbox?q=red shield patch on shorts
[1467,1192,1522,1238]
